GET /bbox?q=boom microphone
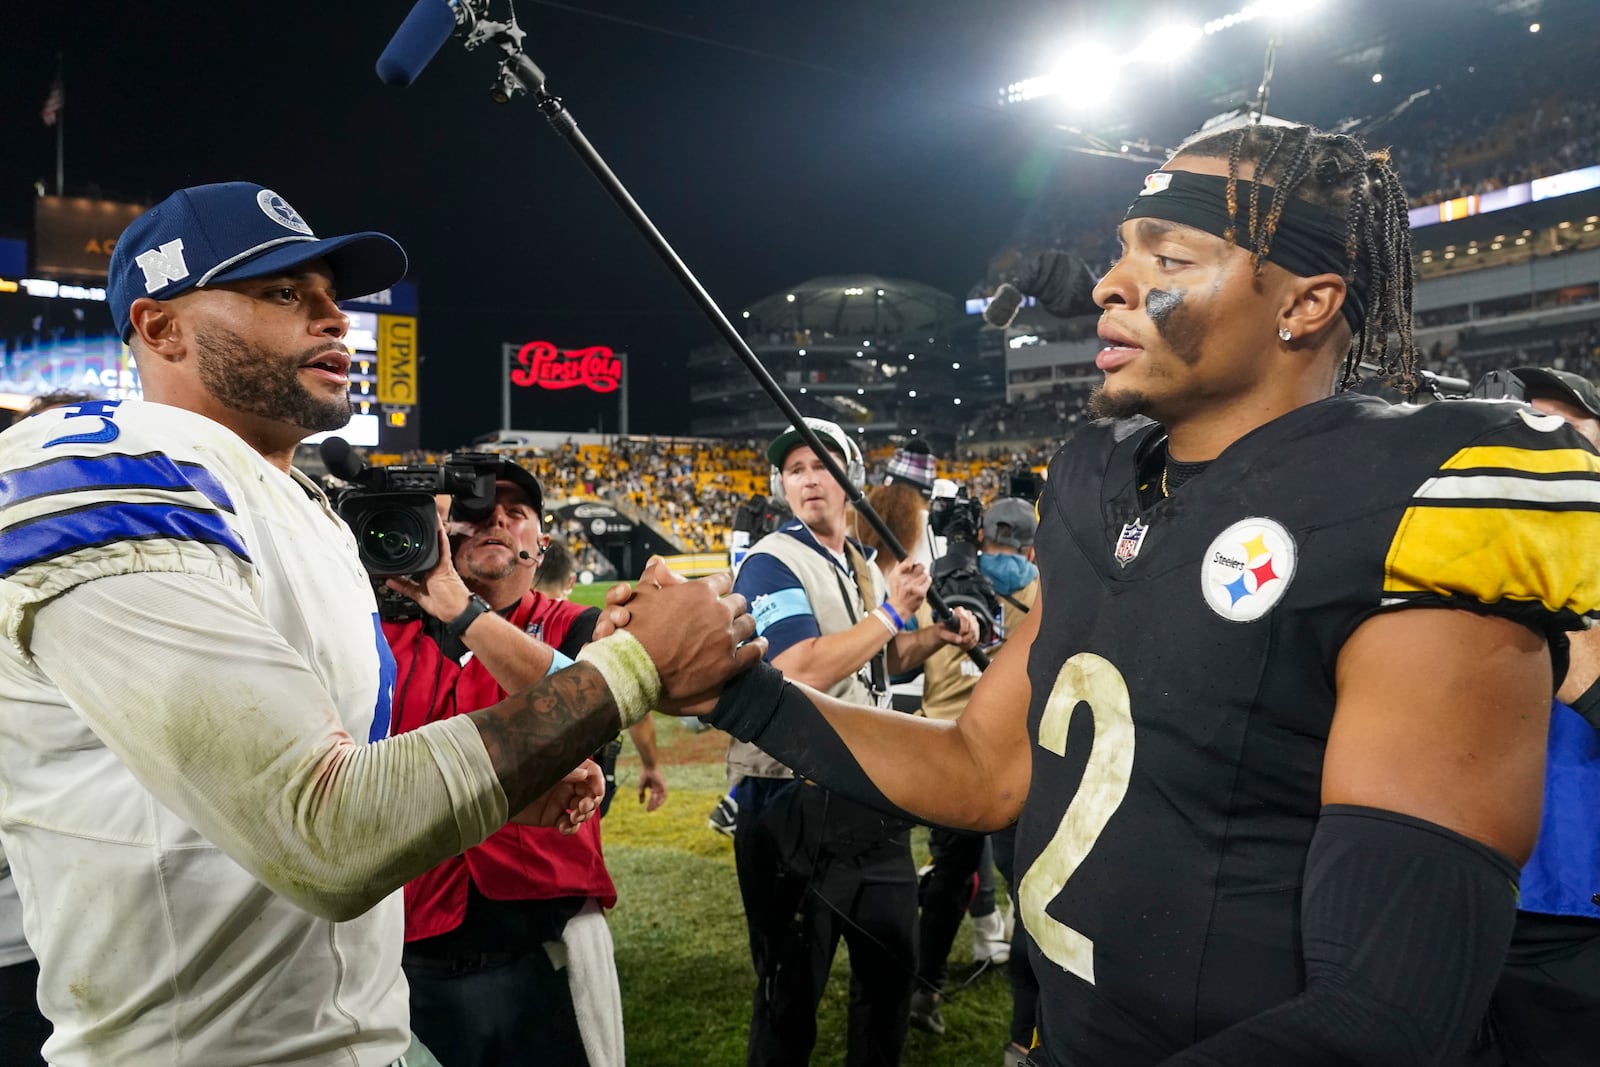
[982,283,1026,328]
[376,0,461,87]
[1020,250,1100,320]
[983,250,1100,328]
[318,436,367,483]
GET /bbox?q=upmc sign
[377,315,418,404]
[510,341,622,393]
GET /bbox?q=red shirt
[384,591,617,943]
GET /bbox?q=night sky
[4,1,1590,448]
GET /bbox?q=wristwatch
[444,593,492,639]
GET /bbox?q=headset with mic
[769,418,866,503]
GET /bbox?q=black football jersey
[1017,393,1600,1065]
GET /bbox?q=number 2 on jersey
[1018,652,1135,985]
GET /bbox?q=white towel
[548,897,624,1067]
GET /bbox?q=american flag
[40,74,63,127]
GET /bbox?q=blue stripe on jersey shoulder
[0,453,236,513]
[0,501,251,578]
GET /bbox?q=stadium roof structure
[741,275,961,338]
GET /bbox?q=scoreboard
[0,273,421,452]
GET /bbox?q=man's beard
[460,552,518,585]
[194,325,351,434]
[1086,385,1152,421]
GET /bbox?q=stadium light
[1131,22,1203,64]
[1001,0,1326,105]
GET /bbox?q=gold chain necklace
[1160,465,1170,498]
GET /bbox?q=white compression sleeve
[28,571,509,922]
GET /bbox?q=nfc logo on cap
[256,189,313,235]
[134,238,191,294]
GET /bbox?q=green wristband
[576,630,662,728]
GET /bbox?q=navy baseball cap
[107,182,407,340]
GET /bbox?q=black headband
[1123,169,1368,335]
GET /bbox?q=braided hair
[1175,124,1417,392]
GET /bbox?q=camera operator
[382,458,640,1067]
[1475,367,1600,1067]
[729,418,977,1067]
[906,497,1040,1064]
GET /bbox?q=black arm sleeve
[1162,805,1520,1066]
[705,659,920,825]
[557,607,601,659]
[1571,679,1600,731]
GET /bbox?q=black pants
[915,826,989,992]
[991,824,1039,1051]
[734,777,916,1067]
[1480,911,1600,1066]
[0,959,47,1067]
[404,893,588,1067]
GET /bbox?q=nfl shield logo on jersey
[1114,518,1149,567]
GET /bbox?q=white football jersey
[0,399,407,1066]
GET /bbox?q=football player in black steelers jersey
[599,122,1600,1065]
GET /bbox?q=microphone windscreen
[1021,251,1100,320]
[982,283,1025,328]
[319,437,365,482]
[376,0,457,87]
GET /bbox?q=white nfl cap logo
[256,189,314,235]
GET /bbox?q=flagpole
[54,53,64,196]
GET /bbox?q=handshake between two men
[494,559,764,832]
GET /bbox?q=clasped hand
[592,557,765,715]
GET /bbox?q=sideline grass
[604,718,1018,1066]
[570,581,615,608]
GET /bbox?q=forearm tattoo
[467,662,622,813]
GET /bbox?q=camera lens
[362,510,428,568]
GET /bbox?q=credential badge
[1114,518,1149,567]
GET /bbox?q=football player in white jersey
[0,182,761,1067]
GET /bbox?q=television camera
[927,487,1004,647]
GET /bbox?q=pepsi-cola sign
[510,341,622,393]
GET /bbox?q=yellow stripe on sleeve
[1440,446,1600,476]
[1383,504,1600,616]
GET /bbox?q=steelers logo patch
[256,188,314,235]
[1200,517,1297,623]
